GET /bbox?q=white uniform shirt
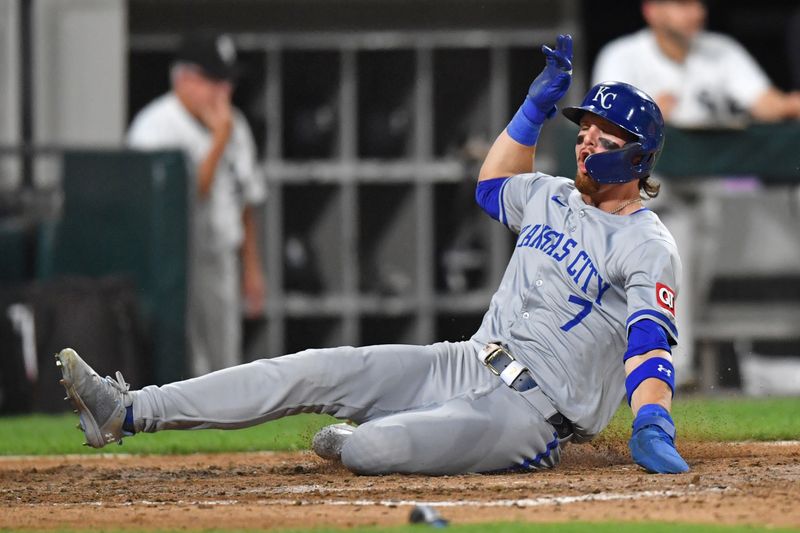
[127,93,265,253]
[592,29,770,128]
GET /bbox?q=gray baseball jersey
[125,172,680,475]
[472,173,680,438]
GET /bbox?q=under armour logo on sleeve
[657,364,672,377]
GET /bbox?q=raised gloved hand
[508,34,573,146]
[629,403,690,474]
[522,33,573,123]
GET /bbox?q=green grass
[1,396,798,456]
[600,395,800,443]
[0,412,337,455]
[6,523,799,533]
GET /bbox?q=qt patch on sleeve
[656,282,676,316]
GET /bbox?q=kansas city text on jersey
[515,223,612,305]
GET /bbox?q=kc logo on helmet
[593,86,618,109]
[656,283,676,315]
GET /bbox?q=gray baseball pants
[129,340,563,475]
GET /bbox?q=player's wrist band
[507,104,544,146]
[625,357,675,405]
[521,96,554,124]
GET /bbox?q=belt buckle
[482,343,514,376]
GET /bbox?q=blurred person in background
[127,32,266,376]
[789,6,800,90]
[592,1,800,391]
[592,0,800,128]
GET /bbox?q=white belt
[478,343,570,436]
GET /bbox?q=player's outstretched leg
[55,348,132,448]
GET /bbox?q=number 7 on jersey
[560,295,593,331]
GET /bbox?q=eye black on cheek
[599,139,622,150]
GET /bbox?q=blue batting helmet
[562,81,665,184]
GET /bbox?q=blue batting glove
[629,404,690,474]
[522,33,573,124]
[507,34,573,146]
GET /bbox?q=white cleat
[311,423,356,461]
[55,348,131,448]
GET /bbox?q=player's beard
[575,171,599,195]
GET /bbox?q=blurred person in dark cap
[127,32,267,376]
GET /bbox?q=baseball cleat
[311,423,356,461]
[55,348,131,448]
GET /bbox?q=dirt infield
[1,440,799,530]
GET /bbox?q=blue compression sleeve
[624,319,671,362]
[475,177,510,221]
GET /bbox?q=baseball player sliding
[57,34,688,475]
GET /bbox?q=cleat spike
[73,410,78,414]
[64,396,70,401]
[56,360,62,367]
[59,379,65,385]
[82,442,89,447]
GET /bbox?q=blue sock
[123,405,135,434]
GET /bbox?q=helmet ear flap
[585,142,644,184]
[631,149,658,179]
